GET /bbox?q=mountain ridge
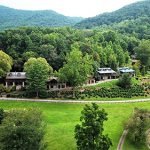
[0,5,83,30]
[75,0,150,29]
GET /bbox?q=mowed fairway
[0,100,150,150]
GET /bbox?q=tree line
[0,27,133,72]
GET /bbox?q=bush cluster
[76,85,145,99]
[3,83,150,99]
[126,108,150,147]
[47,84,149,99]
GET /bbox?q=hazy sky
[0,0,140,17]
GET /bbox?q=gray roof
[47,77,59,82]
[118,67,135,73]
[97,68,116,74]
[6,72,26,80]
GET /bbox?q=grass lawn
[84,78,140,89]
[85,80,118,89]
[0,100,150,150]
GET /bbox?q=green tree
[75,103,112,150]
[24,57,52,98]
[132,61,141,76]
[126,108,150,145]
[22,51,38,61]
[103,31,116,43]
[0,108,45,150]
[0,50,13,77]
[58,44,93,96]
[135,40,150,72]
[117,73,132,88]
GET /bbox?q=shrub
[0,108,4,124]
[126,108,150,145]
[0,108,45,150]
[117,73,132,88]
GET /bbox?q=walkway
[0,97,150,103]
[117,129,129,150]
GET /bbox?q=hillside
[0,6,83,30]
[75,0,150,29]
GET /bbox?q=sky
[0,0,141,18]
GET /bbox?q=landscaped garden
[47,78,150,100]
[0,100,150,150]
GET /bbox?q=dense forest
[0,5,83,30]
[75,0,150,29]
[0,26,143,72]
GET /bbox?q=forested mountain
[75,0,150,29]
[0,6,83,30]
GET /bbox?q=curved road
[0,97,150,103]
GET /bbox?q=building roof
[118,67,135,73]
[6,72,26,80]
[132,59,139,63]
[97,68,116,74]
[47,77,59,82]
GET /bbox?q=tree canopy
[0,108,45,150]
[126,108,150,146]
[117,73,132,89]
[24,57,52,97]
[75,0,150,29]
[0,50,13,77]
[75,103,112,150]
[0,5,83,30]
[135,40,150,71]
[0,27,132,72]
[58,44,93,89]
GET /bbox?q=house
[118,67,135,76]
[5,72,67,91]
[84,75,96,85]
[97,68,118,80]
[5,72,26,90]
[4,72,96,91]
[47,77,67,90]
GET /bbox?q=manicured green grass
[85,80,118,89]
[0,100,150,150]
[85,78,140,90]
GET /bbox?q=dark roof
[6,72,26,80]
[97,68,116,74]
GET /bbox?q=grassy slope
[0,100,150,150]
[85,78,140,89]
[85,80,118,89]
[81,78,148,101]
